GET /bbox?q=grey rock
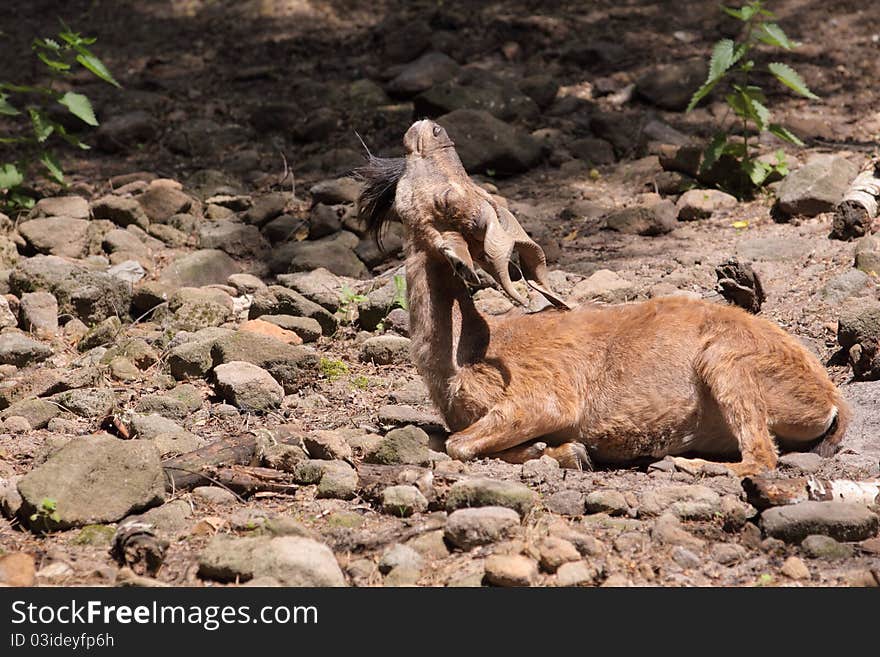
[315,461,358,500]
[166,327,234,379]
[17,434,164,530]
[545,490,585,516]
[671,546,702,569]
[381,485,429,517]
[19,217,90,258]
[387,51,459,96]
[102,228,146,255]
[30,195,90,220]
[636,58,707,110]
[357,278,406,330]
[192,486,238,505]
[214,361,284,411]
[377,405,446,432]
[360,335,411,365]
[198,535,346,586]
[91,195,150,229]
[243,192,288,227]
[604,200,677,236]
[277,233,368,279]
[640,485,721,520]
[378,544,423,575]
[801,534,854,559]
[437,109,542,175]
[77,316,121,352]
[308,203,345,239]
[364,425,429,466]
[276,267,346,313]
[159,249,241,287]
[0,333,52,366]
[838,301,880,379]
[1,399,59,429]
[569,138,616,166]
[303,430,352,461]
[777,452,824,474]
[570,269,634,303]
[820,269,871,303]
[446,477,537,516]
[227,273,266,294]
[444,506,520,550]
[137,184,192,223]
[584,490,628,516]
[131,499,193,535]
[854,235,880,275]
[775,156,860,218]
[416,69,539,122]
[676,189,738,220]
[735,236,813,263]
[651,513,705,548]
[556,560,598,587]
[710,542,747,565]
[96,111,157,153]
[309,178,362,206]
[262,214,301,244]
[211,330,318,391]
[18,292,58,334]
[9,255,132,325]
[52,388,116,418]
[129,414,186,440]
[0,297,15,328]
[249,285,337,334]
[198,221,267,258]
[761,501,879,543]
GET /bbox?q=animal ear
[440,231,481,286]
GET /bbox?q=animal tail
[811,394,851,457]
[352,142,405,251]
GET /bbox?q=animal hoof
[445,436,473,462]
[544,442,592,471]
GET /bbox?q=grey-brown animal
[357,119,849,475]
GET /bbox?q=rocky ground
[0,0,879,587]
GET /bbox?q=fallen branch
[201,465,298,497]
[161,433,258,493]
[830,156,880,240]
[743,475,880,510]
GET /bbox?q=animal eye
[432,124,442,137]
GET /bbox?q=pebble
[444,507,520,550]
[483,554,538,587]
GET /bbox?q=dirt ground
[0,0,878,587]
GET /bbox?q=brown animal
[357,120,849,475]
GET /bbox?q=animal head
[357,120,568,309]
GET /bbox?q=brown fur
[361,120,849,474]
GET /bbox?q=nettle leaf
[54,123,91,150]
[742,160,773,187]
[36,51,71,72]
[33,37,61,51]
[58,91,98,126]
[758,23,797,49]
[40,152,64,184]
[0,163,24,190]
[768,123,805,146]
[687,39,738,112]
[723,5,756,21]
[701,133,728,173]
[0,93,19,116]
[75,52,120,87]
[28,108,54,142]
[767,62,819,99]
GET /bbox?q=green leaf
[709,39,736,81]
[767,62,818,99]
[722,141,748,158]
[686,79,718,112]
[75,52,120,87]
[0,163,24,190]
[722,5,757,21]
[0,93,19,116]
[701,133,728,173]
[40,152,64,184]
[28,109,54,142]
[58,91,98,126]
[742,160,772,187]
[33,37,61,51]
[758,23,797,49]
[54,124,91,150]
[36,51,71,72]
[768,123,805,146]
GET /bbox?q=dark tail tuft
[811,397,851,457]
[353,152,405,251]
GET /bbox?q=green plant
[338,286,367,323]
[319,357,349,380]
[0,22,120,211]
[29,497,61,530]
[686,2,817,194]
[392,274,408,311]
[350,374,370,390]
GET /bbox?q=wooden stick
[743,475,880,510]
[202,465,298,497]
[161,434,258,493]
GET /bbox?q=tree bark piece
[112,521,168,576]
[161,434,257,493]
[743,475,880,510]
[202,465,298,497]
[830,157,880,240]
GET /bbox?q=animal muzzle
[480,204,570,310]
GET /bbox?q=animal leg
[446,400,572,464]
[678,349,778,477]
[492,441,592,470]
